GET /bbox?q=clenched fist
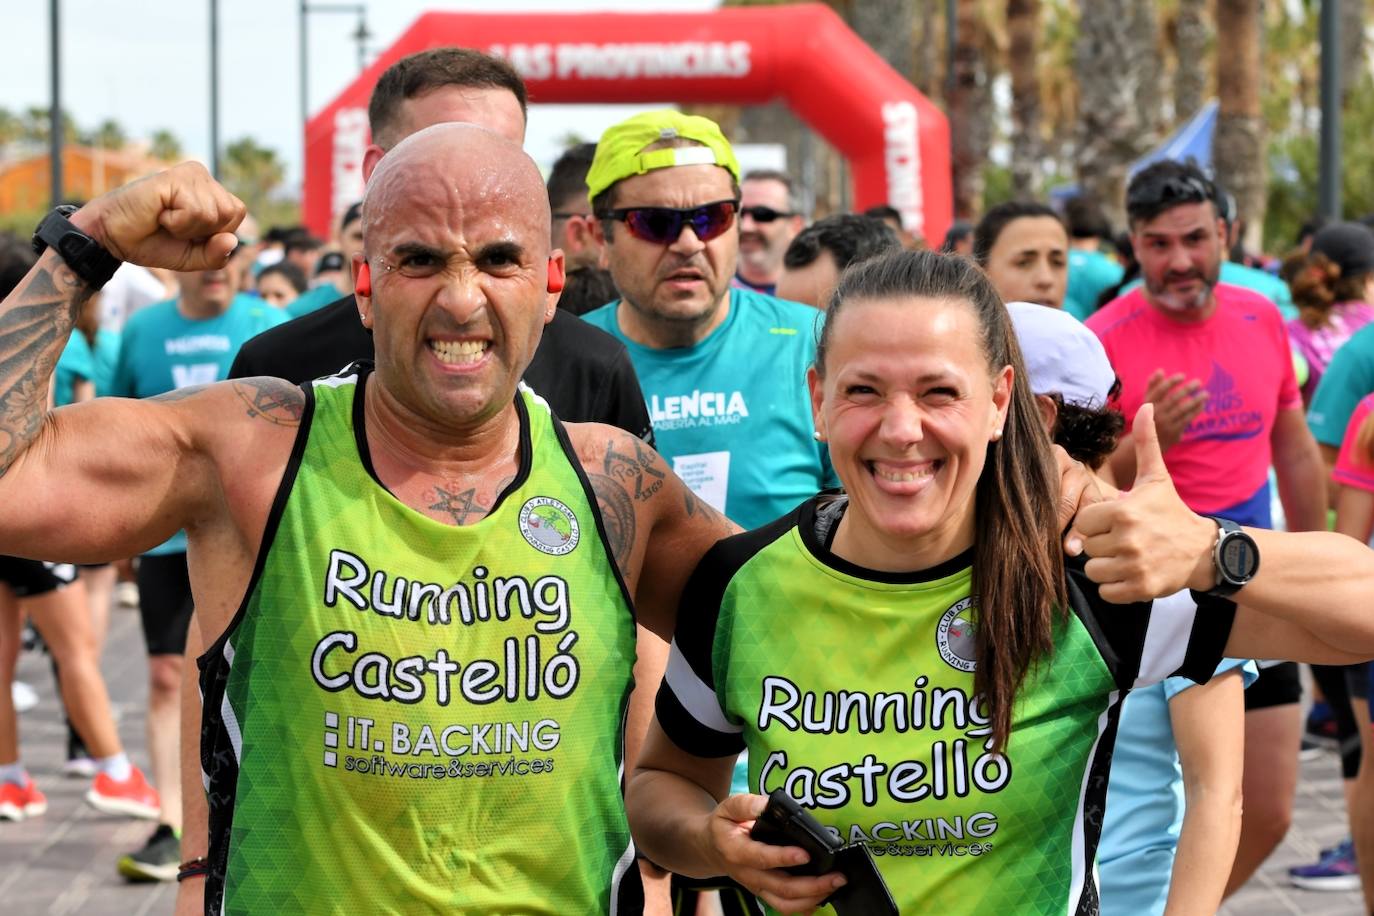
[72,162,245,273]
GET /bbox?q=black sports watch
[32,204,122,290]
[1202,516,1260,598]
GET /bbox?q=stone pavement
[0,604,1366,914]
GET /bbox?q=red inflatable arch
[304,3,952,245]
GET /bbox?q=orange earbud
[355,261,372,298]
[547,258,565,294]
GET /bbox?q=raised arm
[0,163,247,563]
[1067,404,1374,661]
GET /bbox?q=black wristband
[177,856,210,882]
[32,205,122,290]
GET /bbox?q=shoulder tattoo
[232,378,305,427]
[589,471,636,574]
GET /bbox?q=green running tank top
[199,365,640,914]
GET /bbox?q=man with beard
[583,112,836,531]
[107,257,285,880]
[1086,158,1327,898]
[732,170,803,296]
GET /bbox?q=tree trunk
[949,0,990,217]
[1214,0,1265,252]
[1342,0,1367,101]
[1008,0,1044,197]
[1173,0,1209,125]
[1075,0,1159,229]
[912,0,943,99]
[1132,0,1165,140]
[847,0,915,81]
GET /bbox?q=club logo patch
[518,496,581,556]
[936,597,978,672]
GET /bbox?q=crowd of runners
[4,46,1374,916]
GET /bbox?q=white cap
[1006,302,1116,408]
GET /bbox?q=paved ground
[0,604,1366,914]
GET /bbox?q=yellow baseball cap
[586,110,741,207]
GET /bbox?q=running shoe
[0,778,47,821]
[116,823,180,882]
[1299,736,1332,762]
[1289,837,1360,891]
[85,766,160,819]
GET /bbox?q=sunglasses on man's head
[739,205,795,223]
[596,199,740,245]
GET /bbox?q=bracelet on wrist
[177,856,210,882]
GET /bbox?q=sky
[0,0,721,190]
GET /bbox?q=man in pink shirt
[1087,159,1328,899]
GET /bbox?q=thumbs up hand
[1066,404,1219,603]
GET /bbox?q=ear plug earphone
[356,261,372,298]
[547,258,565,294]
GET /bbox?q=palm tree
[222,137,286,218]
[949,0,991,217]
[1172,0,1209,125]
[1074,0,1159,228]
[150,129,183,163]
[92,119,126,150]
[1007,0,1043,197]
[1214,0,1265,250]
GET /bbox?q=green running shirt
[199,364,641,914]
[656,495,1235,915]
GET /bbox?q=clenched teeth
[429,339,488,365]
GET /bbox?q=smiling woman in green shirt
[627,249,1374,915]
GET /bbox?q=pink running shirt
[1087,284,1301,515]
[1334,394,1374,494]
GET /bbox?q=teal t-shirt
[1064,248,1123,321]
[110,293,287,555]
[582,288,837,530]
[1309,320,1374,448]
[55,328,120,406]
[1122,262,1294,320]
[287,283,344,318]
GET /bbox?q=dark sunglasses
[596,199,740,245]
[739,205,795,223]
[1126,175,1216,211]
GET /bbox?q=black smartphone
[748,789,842,876]
[826,843,900,916]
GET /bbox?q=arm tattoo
[151,385,211,403]
[603,436,666,502]
[589,471,636,574]
[232,378,304,427]
[683,487,729,526]
[0,259,91,478]
[428,486,490,526]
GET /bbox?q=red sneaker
[0,778,47,821]
[85,766,160,819]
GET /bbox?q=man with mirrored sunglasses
[583,110,836,533]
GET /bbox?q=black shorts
[1244,661,1302,711]
[0,556,77,598]
[1347,662,1371,702]
[136,552,194,656]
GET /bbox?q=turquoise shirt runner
[582,287,837,531]
[287,283,345,318]
[110,293,287,555]
[1064,248,1123,321]
[1309,321,1374,447]
[55,328,120,406]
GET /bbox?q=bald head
[364,123,550,259]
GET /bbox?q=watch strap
[1202,515,1258,598]
[32,206,121,290]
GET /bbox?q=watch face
[1219,534,1258,582]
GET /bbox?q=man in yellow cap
[583,111,837,533]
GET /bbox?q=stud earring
[813,430,825,442]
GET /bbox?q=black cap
[1312,222,1374,276]
[341,201,363,232]
[314,251,346,276]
